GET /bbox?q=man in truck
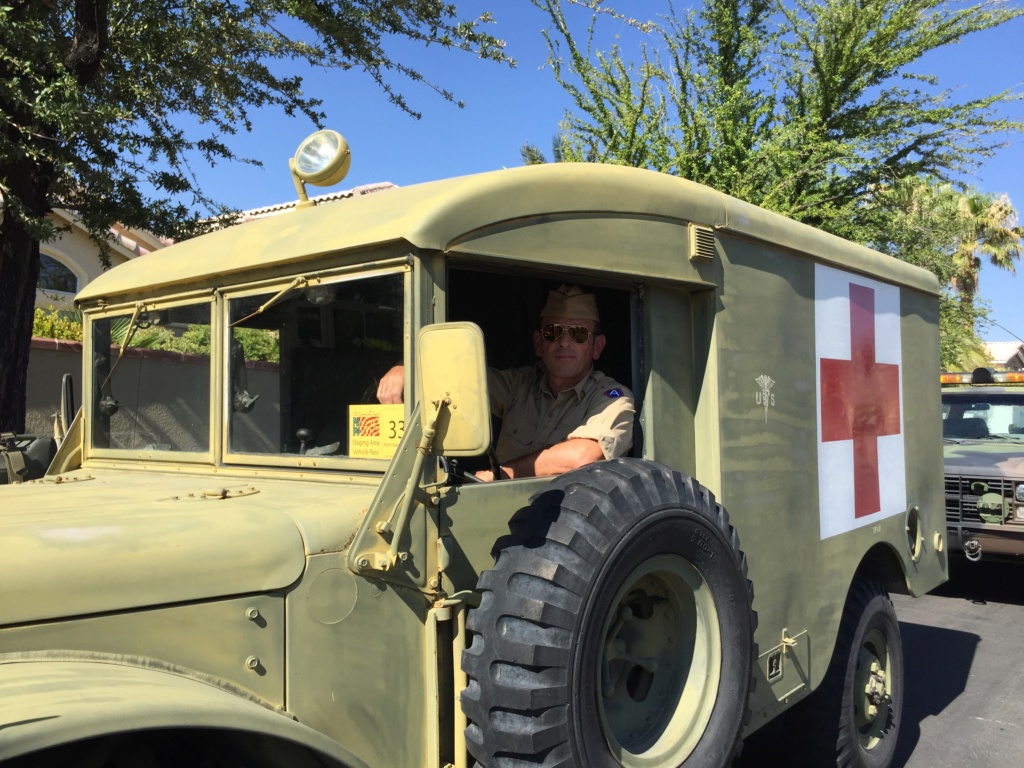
[376,284,635,481]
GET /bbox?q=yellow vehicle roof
[77,163,939,304]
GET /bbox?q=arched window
[38,254,78,294]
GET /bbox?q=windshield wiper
[97,302,148,415]
[229,276,309,328]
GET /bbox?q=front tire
[461,459,757,767]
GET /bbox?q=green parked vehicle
[942,367,1024,562]
[0,131,947,768]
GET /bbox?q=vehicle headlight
[1016,482,1024,503]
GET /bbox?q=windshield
[226,270,406,461]
[942,391,1024,440]
[90,302,212,452]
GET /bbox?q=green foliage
[136,324,279,362]
[0,0,510,431]
[853,176,1022,368]
[531,0,1022,222]
[32,307,279,362]
[32,307,83,342]
[529,0,1024,363]
[939,291,990,370]
[233,328,280,363]
[141,324,213,356]
[860,178,1023,289]
[0,1,512,248]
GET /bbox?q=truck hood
[0,468,375,625]
[943,441,1024,477]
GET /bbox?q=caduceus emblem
[755,374,775,422]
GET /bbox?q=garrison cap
[540,284,600,322]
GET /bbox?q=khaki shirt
[488,365,635,464]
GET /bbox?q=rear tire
[460,459,757,767]
[790,578,904,768]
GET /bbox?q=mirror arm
[380,397,445,569]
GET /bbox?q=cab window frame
[220,263,412,472]
[85,294,217,464]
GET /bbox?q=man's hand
[377,365,405,404]
[468,466,512,482]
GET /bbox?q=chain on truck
[0,130,947,768]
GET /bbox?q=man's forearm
[494,438,604,480]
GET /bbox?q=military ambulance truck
[0,131,946,768]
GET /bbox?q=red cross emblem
[819,284,902,518]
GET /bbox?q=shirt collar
[535,364,594,401]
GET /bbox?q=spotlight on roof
[289,130,351,209]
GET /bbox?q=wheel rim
[854,628,892,749]
[597,554,722,767]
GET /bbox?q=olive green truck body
[1,161,946,767]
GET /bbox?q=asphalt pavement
[736,555,1024,767]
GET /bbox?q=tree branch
[64,0,110,85]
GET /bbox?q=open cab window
[446,266,638,387]
[89,300,213,456]
[225,269,407,467]
[443,264,643,467]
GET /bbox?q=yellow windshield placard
[348,404,405,459]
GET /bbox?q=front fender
[0,657,368,767]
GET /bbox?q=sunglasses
[540,323,594,344]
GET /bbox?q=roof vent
[689,224,716,263]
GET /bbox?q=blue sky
[187,1,1024,343]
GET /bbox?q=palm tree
[951,191,1024,299]
[861,177,1021,370]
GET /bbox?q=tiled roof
[230,182,397,223]
[984,341,1024,365]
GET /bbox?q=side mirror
[417,322,491,456]
[59,373,75,440]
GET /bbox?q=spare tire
[461,459,757,767]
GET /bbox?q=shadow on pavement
[932,554,1024,607]
[736,561,1006,767]
[892,620,979,766]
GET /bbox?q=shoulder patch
[605,388,624,398]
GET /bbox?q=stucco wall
[25,339,83,435]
